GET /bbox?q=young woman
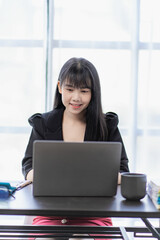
[22,57,129,239]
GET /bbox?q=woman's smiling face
[58,81,92,116]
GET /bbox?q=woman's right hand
[26,169,33,182]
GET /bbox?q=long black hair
[54,57,108,141]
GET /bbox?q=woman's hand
[26,169,33,182]
[118,173,121,185]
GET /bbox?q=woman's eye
[81,90,89,93]
[66,88,73,92]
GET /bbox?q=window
[0,0,45,180]
[0,0,159,180]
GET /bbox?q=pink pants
[31,216,113,240]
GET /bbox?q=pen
[16,180,32,190]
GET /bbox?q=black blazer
[22,108,129,178]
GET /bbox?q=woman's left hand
[118,173,121,184]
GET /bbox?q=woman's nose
[72,90,81,101]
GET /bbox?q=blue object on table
[0,182,17,198]
[0,186,10,198]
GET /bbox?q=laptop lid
[33,141,122,197]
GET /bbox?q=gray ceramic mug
[121,173,147,200]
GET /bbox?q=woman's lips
[70,103,82,109]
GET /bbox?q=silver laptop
[33,141,122,197]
